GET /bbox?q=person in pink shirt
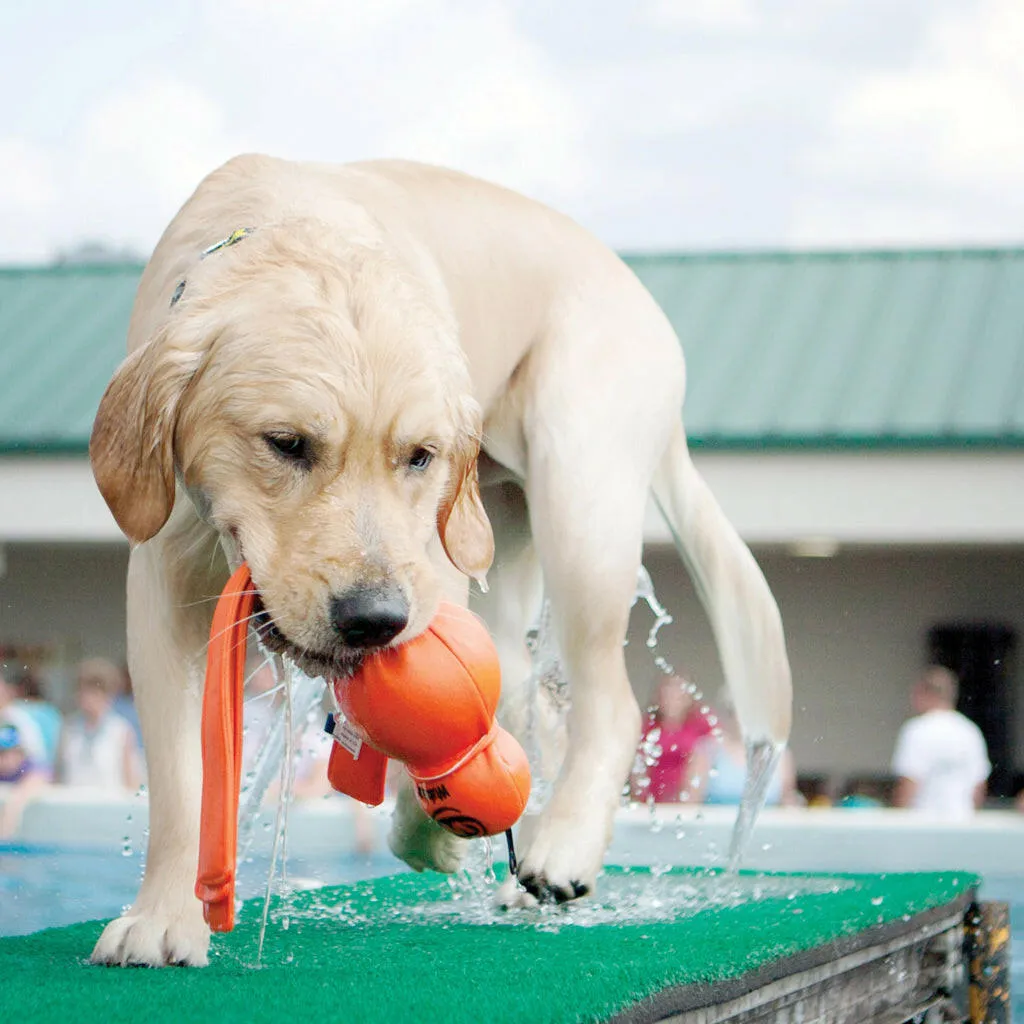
[633,675,712,803]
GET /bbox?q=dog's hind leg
[91,506,226,967]
[651,420,791,748]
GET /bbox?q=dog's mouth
[251,594,364,680]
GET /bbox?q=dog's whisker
[243,656,278,690]
[175,594,227,610]
[171,528,220,567]
[244,683,286,704]
[198,608,264,657]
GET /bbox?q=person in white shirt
[56,658,142,791]
[891,665,990,818]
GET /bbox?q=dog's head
[90,222,494,676]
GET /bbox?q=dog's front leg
[387,775,465,874]
[92,510,224,967]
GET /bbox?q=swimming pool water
[0,843,403,937]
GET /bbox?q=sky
[1,0,1023,262]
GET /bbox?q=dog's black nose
[330,591,409,648]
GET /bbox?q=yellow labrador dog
[89,155,791,966]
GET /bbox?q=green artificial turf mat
[0,866,977,1024]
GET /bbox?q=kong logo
[416,783,451,804]
[431,807,487,838]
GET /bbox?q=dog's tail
[651,421,792,744]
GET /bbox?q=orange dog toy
[196,563,530,932]
[326,603,532,839]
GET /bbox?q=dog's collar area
[169,226,256,308]
[201,226,256,258]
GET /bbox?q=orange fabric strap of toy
[195,562,256,932]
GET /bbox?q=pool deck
[614,893,976,1023]
[2,791,1019,1022]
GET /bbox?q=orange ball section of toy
[411,726,532,837]
[335,602,503,777]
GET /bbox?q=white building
[2,250,1022,797]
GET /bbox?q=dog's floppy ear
[437,398,494,583]
[90,327,201,544]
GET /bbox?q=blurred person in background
[632,674,713,803]
[684,695,800,807]
[0,665,50,837]
[891,665,989,819]
[0,665,48,775]
[11,669,62,773]
[56,658,142,791]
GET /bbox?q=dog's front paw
[388,807,464,874]
[90,902,210,967]
[499,802,610,908]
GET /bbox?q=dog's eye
[264,433,311,464]
[408,447,435,471]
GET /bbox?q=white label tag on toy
[334,717,363,759]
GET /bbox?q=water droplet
[871,896,884,906]
[121,838,133,857]
[761,843,772,852]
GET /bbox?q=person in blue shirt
[684,694,800,807]
[12,670,62,772]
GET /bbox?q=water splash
[633,564,675,654]
[726,739,784,872]
[233,649,326,963]
[237,657,326,861]
[396,872,853,932]
[522,598,569,812]
[443,837,499,920]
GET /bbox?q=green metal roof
[0,263,141,454]
[2,249,1024,454]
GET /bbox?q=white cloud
[76,78,243,211]
[797,0,1024,243]
[3,0,1023,259]
[789,196,964,248]
[204,0,588,203]
[0,76,247,260]
[646,0,760,33]
[0,139,58,260]
[376,9,586,200]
